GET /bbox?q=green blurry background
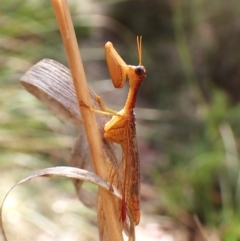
[1,0,240,240]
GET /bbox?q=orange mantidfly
[81,36,146,225]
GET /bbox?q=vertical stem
[51,0,123,240]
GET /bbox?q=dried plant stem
[51,0,123,240]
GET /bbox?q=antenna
[137,36,142,66]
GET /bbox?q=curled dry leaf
[20,58,121,207]
[0,166,134,241]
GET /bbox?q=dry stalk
[51,0,123,240]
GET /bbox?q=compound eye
[135,66,145,76]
